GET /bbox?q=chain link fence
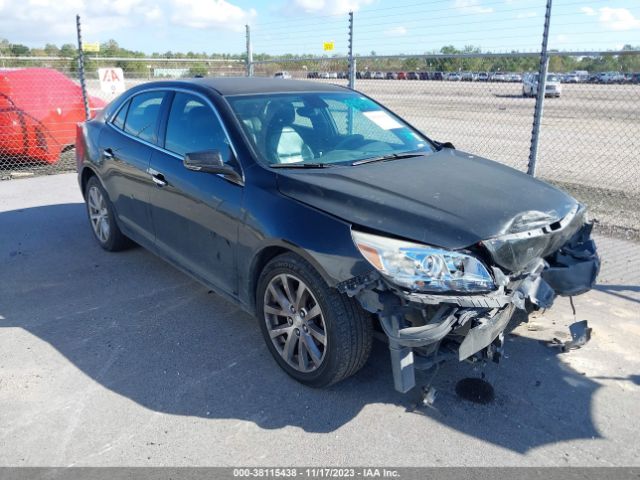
[0,56,83,178]
[2,49,639,242]
[0,56,244,179]
[3,50,639,237]
[248,52,640,240]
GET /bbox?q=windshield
[227,92,434,166]
[547,74,559,82]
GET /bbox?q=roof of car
[187,77,349,95]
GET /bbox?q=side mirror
[435,141,455,150]
[183,150,242,183]
[184,150,225,173]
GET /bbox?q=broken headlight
[352,230,495,293]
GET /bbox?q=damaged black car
[76,78,600,393]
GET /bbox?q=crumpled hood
[276,149,578,249]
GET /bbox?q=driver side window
[164,92,231,161]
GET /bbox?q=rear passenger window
[112,100,130,130]
[123,92,165,144]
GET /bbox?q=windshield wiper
[351,152,423,166]
[269,163,333,169]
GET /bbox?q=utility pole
[245,24,254,77]
[75,14,90,121]
[527,0,553,176]
[348,11,356,89]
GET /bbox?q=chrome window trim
[106,86,244,185]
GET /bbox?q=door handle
[151,172,168,187]
[102,148,114,159]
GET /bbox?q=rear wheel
[85,176,131,251]
[256,253,372,388]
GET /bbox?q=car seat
[261,101,313,164]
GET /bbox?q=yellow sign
[323,41,335,52]
[83,42,100,53]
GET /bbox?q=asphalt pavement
[1,173,639,466]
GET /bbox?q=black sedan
[76,78,599,393]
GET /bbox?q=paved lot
[1,173,639,466]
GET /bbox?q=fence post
[75,14,91,121]
[527,0,552,176]
[348,11,355,89]
[245,24,254,77]
[347,11,356,135]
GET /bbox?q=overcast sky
[0,0,638,55]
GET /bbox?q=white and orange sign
[98,68,126,96]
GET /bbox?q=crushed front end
[339,205,600,393]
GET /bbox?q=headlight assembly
[352,230,495,293]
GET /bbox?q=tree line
[1,39,639,75]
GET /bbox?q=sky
[0,0,638,55]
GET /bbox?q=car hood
[276,149,578,250]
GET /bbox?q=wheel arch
[248,242,336,314]
[79,165,99,199]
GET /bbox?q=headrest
[265,101,295,127]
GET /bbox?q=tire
[256,253,372,388]
[84,176,131,251]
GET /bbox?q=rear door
[99,90,168,246]
[148,91,244,295]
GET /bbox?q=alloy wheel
[263,273,327,373]
[87,185,110,244]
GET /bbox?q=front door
[148,91,243,296]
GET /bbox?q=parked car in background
[363,71,372,79]
[306,71,319,79]
[372,71,385,80]
[477,72,489,82]
[631,73,640,84]
[433,71,444,81]
[0,68,105,164]
[76,77,599,394]
[562,73,580,83]
[407,71,419,80]
[461,71,475,81]
[493,72,507,82]
[571,70,589,82]
[508,73,522,83]
[419,71,430,80]
[522,73,562,97]
[598,72,625,84]
[396,71,407,80]
[385,71,398,80]
[446,72,462,81]
[274,71,292,79]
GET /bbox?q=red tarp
[0,68,106,164]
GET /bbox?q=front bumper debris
[340,215,600,394]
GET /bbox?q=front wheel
[256,253,372,388]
